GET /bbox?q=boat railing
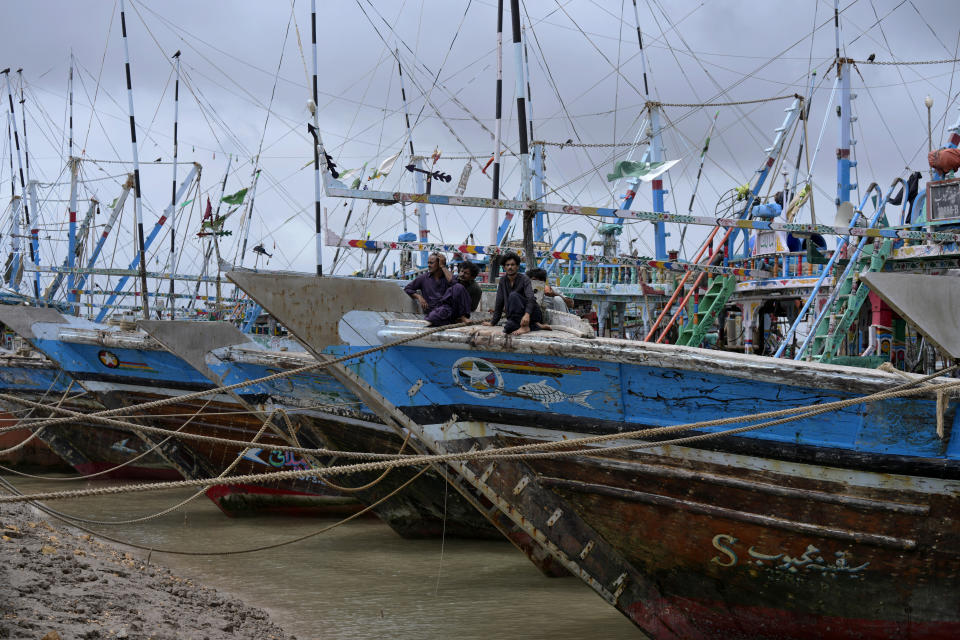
[728,251,830,280]
[552,262,640,287]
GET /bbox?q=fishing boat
[226,0,960,635]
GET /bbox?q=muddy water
[3,474,640,639]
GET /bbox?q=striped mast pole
[509,0,534,265]
[66,55,80,309]
[3,68,37,300]
[489,0,504,279]
[396,50,427,268]
[119,0,150,318]
[523,25,546,244]
[310,0,323,276]
[5,107,21,291]
[834,0,855,211]
[166,50,181,316]
[18,69,43,302]
[490,0,504,244]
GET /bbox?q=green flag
[179,198,194,209]
[221,188,248,205]
[606,159,679,183]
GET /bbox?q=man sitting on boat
[425,261,481,326]
[526,268,572,314]
[458,261,483,313]
[483,252,543,335]
[404,252,453,314]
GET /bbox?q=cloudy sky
[2,0,959,290]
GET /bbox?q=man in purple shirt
[404,252,453,313]
[425,261,480,326]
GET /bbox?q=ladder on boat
[808,236,893,362]
[776,182,892,360]
[674,275,736,347]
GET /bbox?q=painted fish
[517,379,592,408]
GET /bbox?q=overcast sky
[2,0,959,283]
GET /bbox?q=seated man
[526,268,572,315]
[483,252,542,335]
[459,261,483,313]
[425,261,481,326]
[404,252,452,313]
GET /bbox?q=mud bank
[0,501,295,640]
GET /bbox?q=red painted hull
[204,483,363,518]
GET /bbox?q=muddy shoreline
[0,501,295,640]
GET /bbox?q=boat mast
[310,0,323,276]
[834,0,855,210]
[167,50,181,316]
[396,51,427,268]
[67,55,80,309]
[119,0,150,318]
[525,26,547,245]
[5,108,20,291]
[606,1,665,261]
[509,0,533,263]
[490,0,504,250]
[3,69,37,299]
[18,69,42,303]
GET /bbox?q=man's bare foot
[510,326,531,336]
[536,323,552,330]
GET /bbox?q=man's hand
[520,312,530,328]
[482,320,492,326]
[415,294,429,312]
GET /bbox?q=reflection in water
[5,475,639,639]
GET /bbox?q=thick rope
[319,430,412,493]
[34,409,270,527]
[0,380,74,458]
[0,465,429,556]
[0,393,406,461]
[0,320,479,437]
[3,371,957,505]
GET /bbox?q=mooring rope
[0,320,480,438]
[0,465,430,556]
[2,367,957,505]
